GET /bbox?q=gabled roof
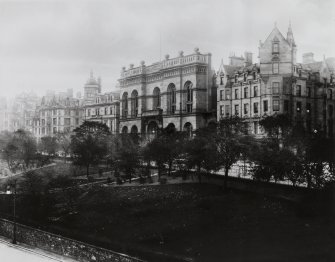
[262,26,290,47]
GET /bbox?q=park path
[0,238,77,262]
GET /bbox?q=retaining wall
[0,218,144,262]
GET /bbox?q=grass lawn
[45,183,335,262]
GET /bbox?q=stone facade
[118,48,217,137]
[32,90,83,140]
[217,23,335,136]
[84,92,120,134]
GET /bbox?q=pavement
[0,237,78,262]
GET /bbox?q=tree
[2,129,37,172]
[71,121,110,178]
[117,134,139,183]
[215,117,250,190]
[55,131,72,161]
[39,136,58,156]
[184,127,218,183]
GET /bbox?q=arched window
[184,81,193,113]
[122,92,128,118]
[153,87,161,109]
[131,90,139,117]
[167,83,176,114]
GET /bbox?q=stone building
[32,89,83,140]
[118,48,217,137]
[0,97,9,132]
[217,23,335,136]
[83,92,120,134]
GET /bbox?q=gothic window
[153,87,161,109]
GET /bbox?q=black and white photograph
[0,0,335,261]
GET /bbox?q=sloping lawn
[49,184,335,262]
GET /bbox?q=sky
[0,0,334,99]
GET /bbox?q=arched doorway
[183,122,193,137]
[130,125,138,134]
[165,123,176,133]
[147,121,158,134]
[121,126,128,134]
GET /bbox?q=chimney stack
[303,52,315,64]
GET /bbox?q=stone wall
[0,218,144,262]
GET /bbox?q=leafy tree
[117,134,139,183]
[39,136,58,156]
[2,129,37,172]
[71,121,110,178]
[55,131,72,161]
[215,117,250,190]
[184,127,218,183]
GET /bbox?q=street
[0,238,76,262]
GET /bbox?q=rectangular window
[273,100,279,111]
[273,43,279,53]
[220,90,224,101]
[220,105,224,115]
[187,104,192,113]
[284,100,289,112]
[273,63,279,74]
[244,87,248,98]
[296,102,302,113]
[53,118,57,125]
[263,100,268,112]
[110,107,113,115]
[225,105,230,117]
[254,86,258,97]
[53,127,57,134]
[272,82,279,94]
[234,104,239,116]
[225,90,231,100]
[307,87,311,97]
[244,103,249,115]
[65,118,71,126]
[53,110,57,116]
[253,102,259,114]
[234,89,238,99]
[296,85,302,96]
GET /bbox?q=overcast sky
[0,0,334,98]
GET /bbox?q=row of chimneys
[229,51,315,66]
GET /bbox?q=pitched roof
[301,62,323,72]
[223,65,242,76]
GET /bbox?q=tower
[83,70,101,104]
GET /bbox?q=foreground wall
[0,218,144,262]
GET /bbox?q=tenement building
[217,23,335,136]
[32,89,83,140]
[118,48,217,136]
[82,72,120,134]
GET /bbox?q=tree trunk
[224,167,229,191]
[168,160,172,177]
[197,165,201,184]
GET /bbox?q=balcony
[142,109,162,117]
